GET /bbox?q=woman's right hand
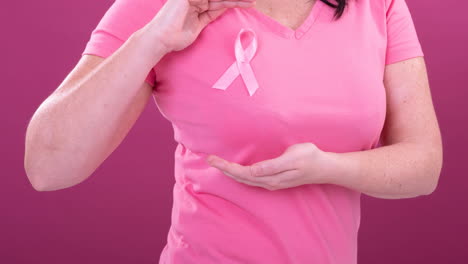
[145,0,256,52]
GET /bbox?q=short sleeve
[82,0,165,87]
[384,0,424,65]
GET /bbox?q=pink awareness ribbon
[212,28,259,96]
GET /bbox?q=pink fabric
[82,0,424,263]
[82,0,164,87]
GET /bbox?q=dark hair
[318,0,349,20]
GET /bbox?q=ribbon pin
[212,28,259,96]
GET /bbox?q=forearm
[25,27,169,190]
[323,142,441,199]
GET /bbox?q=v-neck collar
[240,0,325,40]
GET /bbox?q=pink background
[2,0,467,263]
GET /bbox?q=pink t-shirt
[82,0,424,263]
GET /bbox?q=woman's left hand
[205,142,336,191]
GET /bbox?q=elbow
[422,153,443,196]
[25,169,54,192]
[422,171,441,196]
[30,178,53,192]
[409,136,443,197]
[25,169,81,192]
[25,156,46,192]
[24,158,82,192]
[412,127,444,197]
[24,150,53,191]
[25,162,57,192]
[24,143,84,192]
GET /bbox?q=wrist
[319,151,361,187]
[132,24,173,60]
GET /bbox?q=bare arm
[24,0,256,192]
[24,28,170,191]
[326,57,443,199]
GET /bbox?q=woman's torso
[152,0,387,263]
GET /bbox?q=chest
[253,0,317,30]
[151,0,388,154]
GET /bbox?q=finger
[247,169,300,185]
[226,169,300,191]
[249,153,297,177]
[223,170,265,188]
[198,7,228,26]
[207,0,256,11]
[208,156,255,181]
[199,0,255,28]
[209,156,248,177]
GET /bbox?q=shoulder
[342,0,387,20]
[108,0,166,16]
[95,0,167,37]
[356,0,387,13]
